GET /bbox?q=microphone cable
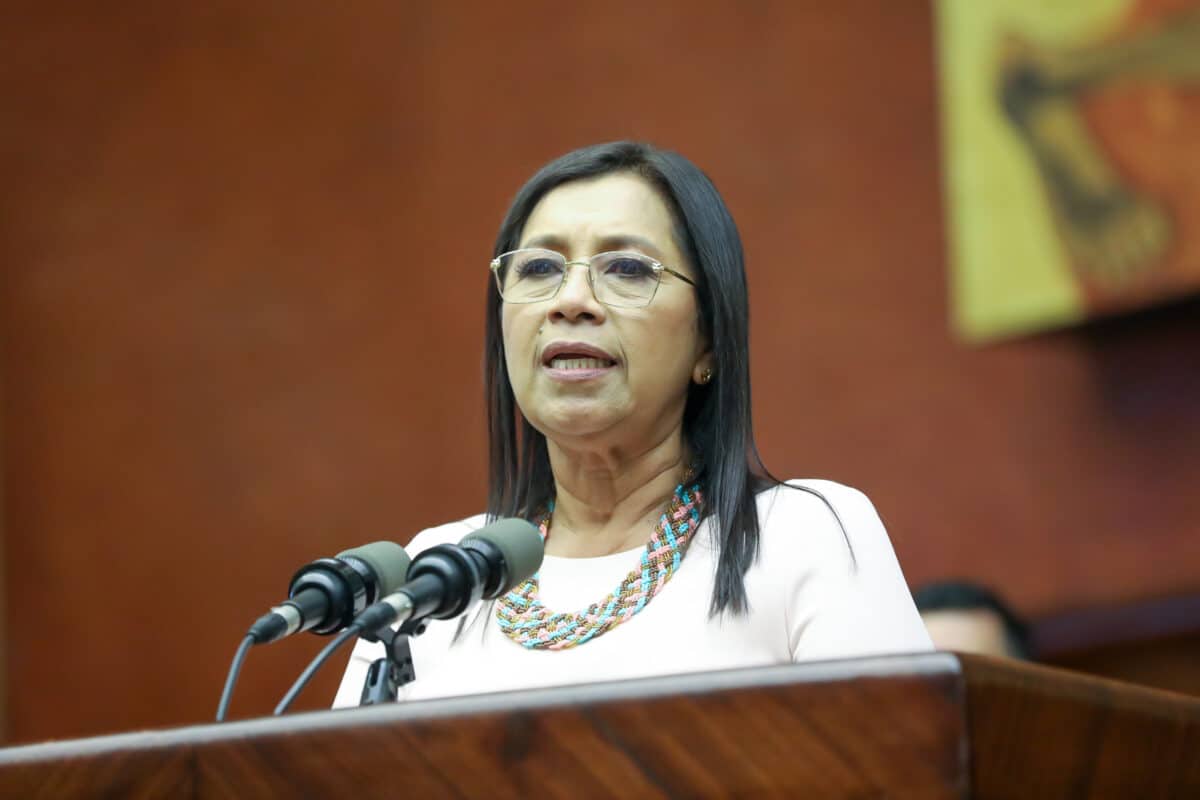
[272,625,363,715]
[215,633,256,722]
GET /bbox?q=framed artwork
[938,0,1200,342]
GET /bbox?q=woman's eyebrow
[595,234,663,258]
[519,233,664,258]
[521,234,567,251]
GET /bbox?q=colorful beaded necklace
[496,477,703,650]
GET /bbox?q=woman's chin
[528,403,624,442]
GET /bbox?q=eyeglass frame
[489,248,697,308]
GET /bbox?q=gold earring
[700,368,713,384]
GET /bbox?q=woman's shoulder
[751,479,932,658]
[753,478,892,566]
[404,512,490,556]
[755,478,876,526]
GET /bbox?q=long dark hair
[484,141,777,615]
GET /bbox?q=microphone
[269,520,542,716]
[247,541,411,645]
[353,519,543,635]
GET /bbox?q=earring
[699,368,713,384]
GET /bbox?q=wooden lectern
[1,652,1197,798]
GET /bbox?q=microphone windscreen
[336,541,411,594]
[463,519,544,591]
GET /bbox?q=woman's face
[501,172,711,452]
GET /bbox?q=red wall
[3,2,1198,742]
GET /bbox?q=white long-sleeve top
[333,479,932,707]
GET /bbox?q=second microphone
[353,518,544,634]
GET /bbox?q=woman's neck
[543,432,689,558]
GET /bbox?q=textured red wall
[3,2,1198,743]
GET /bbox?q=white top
[333,479,932,708]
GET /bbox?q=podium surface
[1,652,1197,798]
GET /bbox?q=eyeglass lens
[495,250,660,306]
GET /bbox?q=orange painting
[940,0,1200,341]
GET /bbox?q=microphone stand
[358,619,426,705]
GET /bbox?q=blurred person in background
[914,580,1032,660]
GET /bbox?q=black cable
[216,634,256,722]
[273,624,362,716]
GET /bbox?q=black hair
[912,580,1033,659]
[483,141,785,615]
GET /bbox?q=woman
[334,142,930,706]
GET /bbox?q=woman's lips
[540,341,618,381]
[542,356,617,381]
[548,357,611,370]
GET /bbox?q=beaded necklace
[496,477,703,650]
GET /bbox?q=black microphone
[248,541,411,644]
[353,519,543,634]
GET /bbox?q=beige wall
[3,2,1199,742]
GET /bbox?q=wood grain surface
[4,654,1200,798]
[960,653,1200,799]
[0,655,967,799]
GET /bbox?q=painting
[938,0,1200,342]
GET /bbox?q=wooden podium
[1,652,1197,798]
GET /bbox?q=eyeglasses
[490,248,696,309]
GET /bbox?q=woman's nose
[548,262,605,322]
